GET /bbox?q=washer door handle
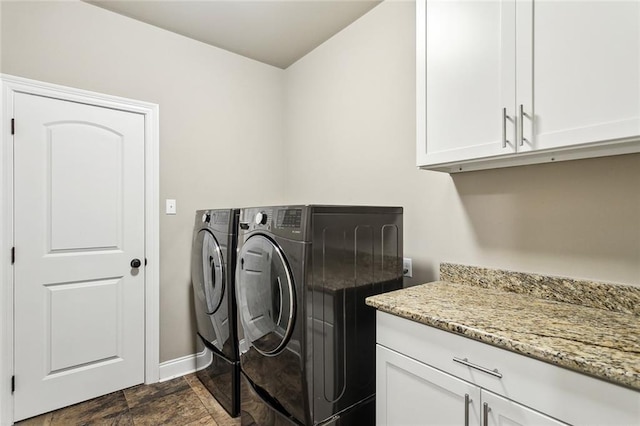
[130,258,142,268]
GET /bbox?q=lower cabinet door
[376,345,481,426]
[482,391,568,426]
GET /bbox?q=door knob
[130,258,142,268]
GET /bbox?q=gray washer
[235,205,403,425]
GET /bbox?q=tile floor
[16,374,240,426]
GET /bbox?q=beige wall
[1,1,286,362]
[284,0,640,287]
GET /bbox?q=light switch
[166,199,177,215]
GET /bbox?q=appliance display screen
[214,210,229,225]
[276,209,302,229]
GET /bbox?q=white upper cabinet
[520,1,640,152]
[417,0,516,166]
[417,0,640,173]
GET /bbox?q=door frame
[0,74,160,425]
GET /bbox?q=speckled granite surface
[440,263,640,316]
[366,268,640,391]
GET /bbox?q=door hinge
[11,118,15,135]
[11,247,15,265]
[11,376,15,393]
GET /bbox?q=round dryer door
[192,229,225,314]
[236,235,295,356]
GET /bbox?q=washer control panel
[255,211,268,225]
[239,207,307,240]
[276,209,302,229]
[242,208,273,231]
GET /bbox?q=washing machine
[235,205,403,425]
[191,208,240,417]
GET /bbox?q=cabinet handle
[519,104,529,146]
[502,107,509,148]
[453,357,503,378]
[483,402,490,426]
[464,393,470,426]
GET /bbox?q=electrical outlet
[403,258,412,278]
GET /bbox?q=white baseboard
[158,339,249,383]
[158,347,212,382]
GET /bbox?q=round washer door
[236,235,295,356]
[192,229,225,315]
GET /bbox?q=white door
[13,93,145,421]
[376,345,481,426]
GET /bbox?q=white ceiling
[86,0,382,69]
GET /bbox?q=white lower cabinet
[377,345,565,426]
[376,312,640,426]
[481,391,564,426]
[377,345,481,426]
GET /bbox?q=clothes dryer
[235,205,403,425]
[191,208,240,417]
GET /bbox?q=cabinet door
[482,391,568,426]
[417,0,516,167]
[376,345,481,426]
[517,0,640,152]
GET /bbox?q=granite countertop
[366,264,640,391]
